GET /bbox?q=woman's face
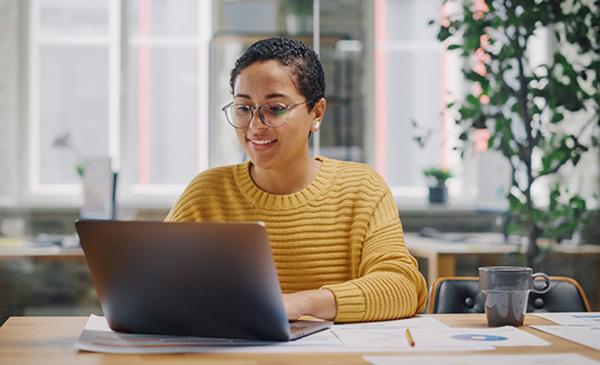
[232,60,325,172]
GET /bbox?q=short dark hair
[229,37,325,110]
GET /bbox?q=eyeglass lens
[227,103,289,128]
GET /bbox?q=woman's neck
[250,156,321,195]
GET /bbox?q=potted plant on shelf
[431,0,599,266]
[424,167,453,204]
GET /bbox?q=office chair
[428,276,591,314]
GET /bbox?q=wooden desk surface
[1,314,599,365]
[404,233,600,256]
[0,243,84,261]
[405,234,520,255]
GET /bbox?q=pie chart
[451,334,508,341]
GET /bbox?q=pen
[405,328,415,347]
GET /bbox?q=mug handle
[532,272,550,294]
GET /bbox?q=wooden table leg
[428,253,456,285]
[438,254,456,278]
[427,253,438,286]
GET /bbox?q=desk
[405,233,519,285]
[0,244,89,320]
[0,314,599,364]
[0,245,84,262]
[405,234,600,310]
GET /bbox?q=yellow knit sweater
[166,156,427,322]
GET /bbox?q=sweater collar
[234,156,334,210]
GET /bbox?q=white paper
[76,315,495,354]
[531,312,600,326]
[77,325,341,354]
[532,325,600,351]
[338,325,548,351]
[364,354,600,365]
[84,314,113,331]
[76,315,549,354]
[330,327,492,351]
[329,316,493,352]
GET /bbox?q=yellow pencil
[405,328,415,347]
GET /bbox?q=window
[121,0,210,205]
[26,0,211,207]
[15,0,467,209]
[29,0,115,203]
[374,0,462,200]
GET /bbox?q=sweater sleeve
[321,190,427,323]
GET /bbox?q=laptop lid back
[76,220,292,341]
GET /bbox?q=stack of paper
[532,312,600,326]
[75,315,549,354]
[76,315,476,353]
[531,312,600,351]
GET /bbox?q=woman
[166,37,427,323]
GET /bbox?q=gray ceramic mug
[479,266,550,327]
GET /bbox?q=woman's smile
[248,137,278,151]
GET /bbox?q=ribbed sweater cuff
[321,282,366,323]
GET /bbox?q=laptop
[75,220,332,341]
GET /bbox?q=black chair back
[428,276,591,314]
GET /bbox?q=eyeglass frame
[221,100,309,129]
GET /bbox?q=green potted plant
[424,167,453,204]
[53,132,85,177]
[431,0,599,265]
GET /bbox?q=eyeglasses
[221,101,308,129]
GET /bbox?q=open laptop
[75,220,332,341]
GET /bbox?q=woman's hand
[282,289,336,321]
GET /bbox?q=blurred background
[0,0,598,323]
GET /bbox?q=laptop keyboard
[289,322,310,331]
